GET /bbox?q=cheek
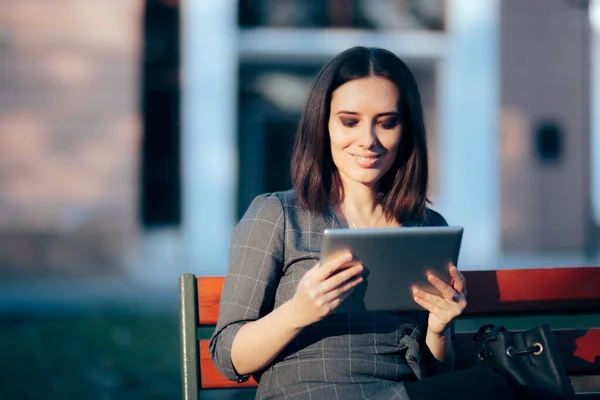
[328,123,350,150]
[380,129,402,154]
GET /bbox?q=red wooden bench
[179,267,600,399]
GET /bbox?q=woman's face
[328,76,402,189]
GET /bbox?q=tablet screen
[320,226,463,313]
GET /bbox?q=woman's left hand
[412,264,467,335]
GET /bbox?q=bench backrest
[179,267,600,398]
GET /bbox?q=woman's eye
[341,119,358,127]
[379,119,399,130]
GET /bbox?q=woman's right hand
[288,252,364,328]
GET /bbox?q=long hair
[291,46,429,223]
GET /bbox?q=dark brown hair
[290,46,429,223]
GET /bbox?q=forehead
[330,76,399,112]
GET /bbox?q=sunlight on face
[328,76,402,189]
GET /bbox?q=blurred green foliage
[0,312,180,400]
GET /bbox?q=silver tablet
[320,226,464,313]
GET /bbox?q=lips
[349,152,382,167]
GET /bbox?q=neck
[339,176,382,227]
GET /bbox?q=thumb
[303,261,321,279]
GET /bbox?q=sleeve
[426,208,449,227]
[209,193,285,381]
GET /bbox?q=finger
[320,264,363,293]
[322,274,363,304]
[321,278,361,313]
[412,292,438,313]
[415,286,467,312]
[426,273,458,301]
[315,252,355,280]
[302,261,321,278]
[412,287,450,308]
[449,265,467,294]
[300,259,328,282]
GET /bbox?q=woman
[210,47,517,400]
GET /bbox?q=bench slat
[198,328,600,390]
[198,267,600,324]
[463,267,600,315]
[198,277,224,325]
[496,268,600,301]
[199,340,259,389]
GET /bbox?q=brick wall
[0,0,143,276]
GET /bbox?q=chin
[346,170,386,186]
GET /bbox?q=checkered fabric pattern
[209,190,449,399]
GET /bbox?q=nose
[356,120,378,149]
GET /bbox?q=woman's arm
[209,194,286,380]
[231,253,364,375]
[419,209,459,374]
[210,194,363,379]
[413,266,467,375]
[424,324,456,374]
[229,300,302,375]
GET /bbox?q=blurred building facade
[183,0,598,275]
[183,0,500,276]
[0,0,142,278]
[0,0,597,283]
[499,0,592,254]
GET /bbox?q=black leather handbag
[473,324,575,400]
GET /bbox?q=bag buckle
[506,342,544,357]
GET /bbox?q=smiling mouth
[349,152,383,167]
[350,153,381,160]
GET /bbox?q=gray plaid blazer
[210,190,450,400]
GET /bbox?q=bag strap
[473,324,506,341]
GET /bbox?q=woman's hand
[288,252,363,329]
[412,265,467,335]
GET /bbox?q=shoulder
[424,208,448,227]
[243,189,301,219]
[244,192,285,221]
[233,193,287,245]
[272,189,299,209]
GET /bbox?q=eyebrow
[336,111,399,117]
